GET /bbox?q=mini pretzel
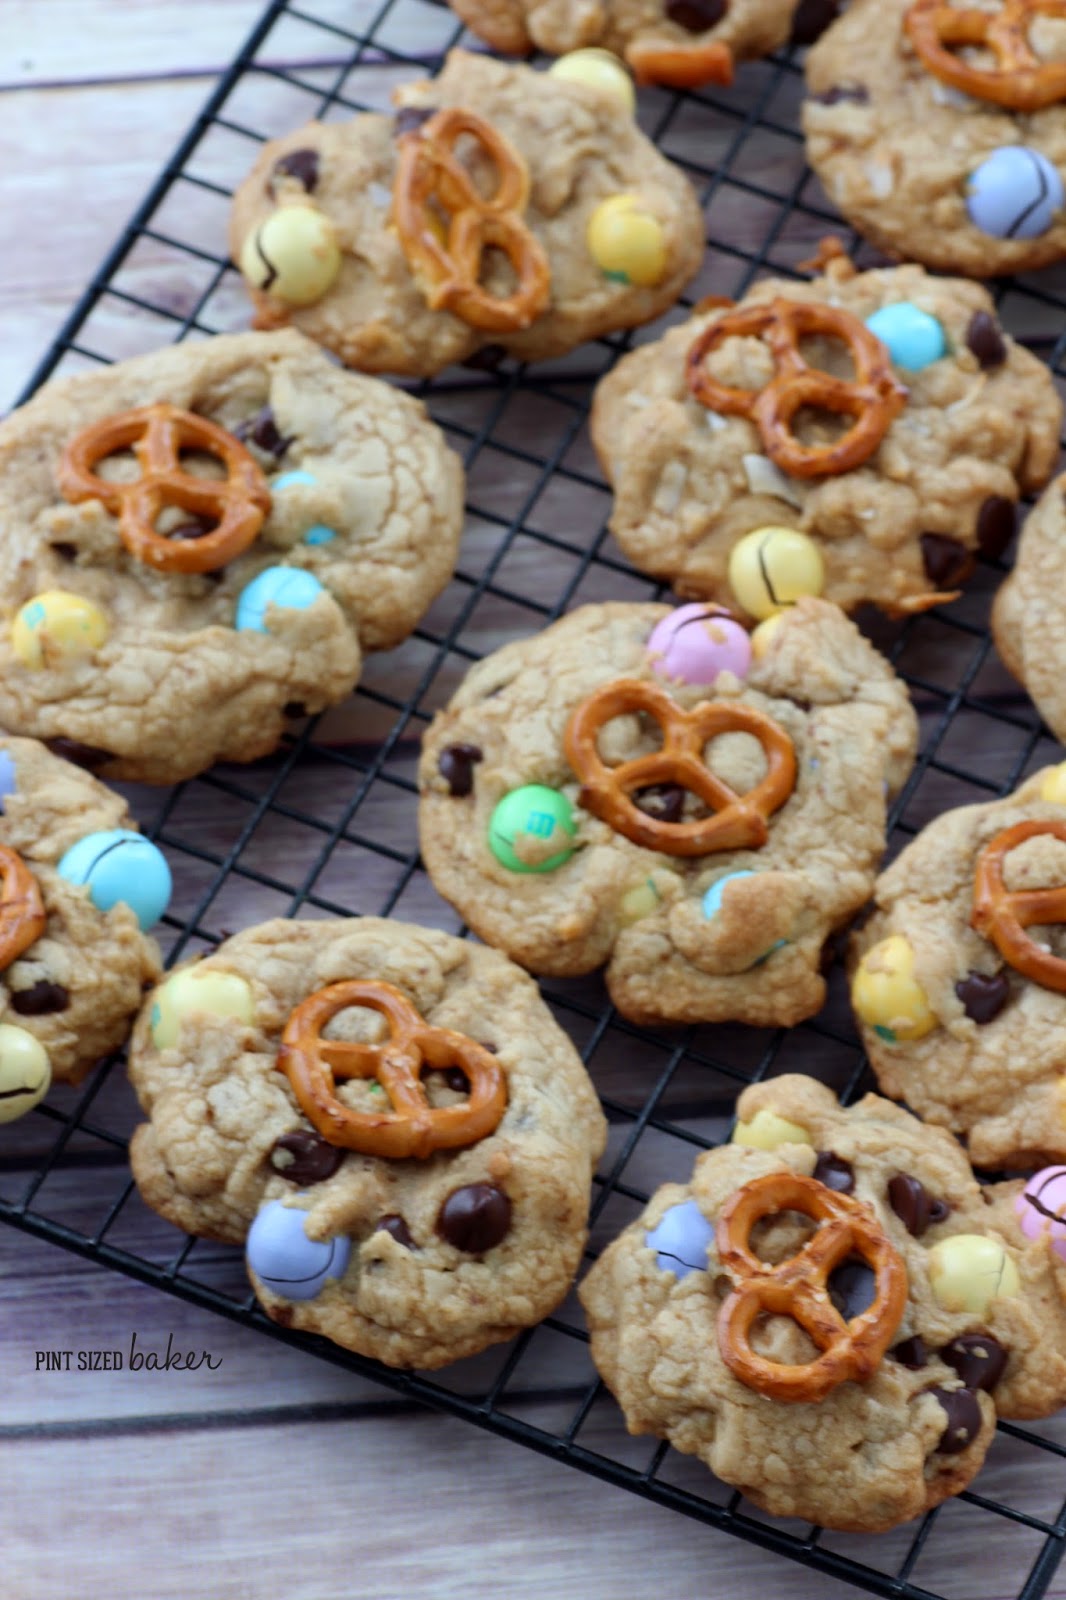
[564,680,796,857]
[716,1172,908,1403]
[393,108,551,333]
[277,979,507,1159]
[686,297,907,478]
[905,0,1066,114]
[58,403,271,575]
[0,847,46,974]
[625,37,735,88]
[972,820,1066,992]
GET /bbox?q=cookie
[442,4,799,92]
[418,598,917,1027]
[804,0,1066,277]
[850,762,1066,1170]
[580,1075,1066,1531]
[229,50,704,376]
[127,918,607,1369]
[0,736,163,1107]
[993,475,1066,744]
[591,252,1061,616]
[0,330,463,784]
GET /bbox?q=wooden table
[2,6,1065,1598]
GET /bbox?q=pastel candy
[0,1024,51,1124]
[488,785,577,873]
[966,147,1064,241]
[58,829,171,931]
[1014,1167,1066,1262]
[728,527,825,621]
[235,566,326,633]
[645,1199,715,1279]
[646,604,752,686]
[865,303,946,372]
[548,49,636,113]
[150,968,255,1050]
[702,870,755,921]
[851,934,937,1043]
[927,1233,1021,1314]
[246,1199,351,1300]
[0,750,16,813]
[587,195,667,287]
[238,203,341,305]
[12,591,108,669]
[732,1107,812,1149]
[271,470,336,546]
[1040,764,1066,806]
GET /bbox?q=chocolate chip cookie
[0,330,463,783]
[418,598,917,1028]
[581,1074,1066,1531]
[591,252,1061,616]
[128,917,607,1369]
[993,475,1066,745]
[229,50,704,376]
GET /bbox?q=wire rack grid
[3,2,1066,1596]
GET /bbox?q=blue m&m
[57,829,171,930]
[271,469,336,546]
[966,147,1064,240]
[865,303,946,372]
[246,1200,351,1300]
[645,1200,715,1280]
[0,750,17,814]
[235,566,326,633]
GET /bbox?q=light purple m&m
[1015,1167,1066,1262]
[646,605,752,687]
[645,1199,715,1279]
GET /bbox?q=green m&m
[488,785,577,873]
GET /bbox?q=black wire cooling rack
[4,2,1066,1596]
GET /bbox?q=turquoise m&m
[271,469,336,546]
[57,829,172,930]
[235,566,326,633]
[488,785,577,873]
[865,303,946,372]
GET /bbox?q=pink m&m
[646,604,752,687]
[1014,1167,1066,1262]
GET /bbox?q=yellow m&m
[927,1234,1021,1315]
[851,935,937,1044]
[150,967,255,1050]
[750,612,786,660]
[728,527,825,622]
[548,49,636,114]
[0,1025,51,1124]
[732,1107,813,1150]
[1040,764,1066,806]
[239,203,341,307]
[587,195,668,288]
[12,591,108,669]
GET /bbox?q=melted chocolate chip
[375,1213,416,1249]
[813,83,868,105]
[891,1335,928,1370]
[790,0,841,44]
[965,310,1007,371]
[234,405,293,459]
[976,495,1015,561]
[812,1152,855,1193]
[51,542,78,562]
[634,784,685,824]
[931,1386,983,1454]
[888,1173,949,1236]
[921,533,973,589]
[45,737,113,773]
[394,106,435,138]
[438,743,483,797]
[438,1183,512,1253]
[269,1130,344,1185]
[827,1258,877,1321]
[444,1067,469,1093]
[11,979,70,1016]
[955,969,1009,1025]
[461,344,508,372]
[283,701,308,719]
[940,1333,1008,1393]
[271,148,319,194]
[664,0,726,29]
[169,519,213,542]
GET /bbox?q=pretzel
[686,297,907,478]
[625,37,735,88]
[277,979,507,1159]
[716,1172,908,1402]
[972,820,1066,992]
[393,108,551,334]
[564,680,796,857]
[58,404,271,575]
[905,0,1066,114]
[0,847,46,974]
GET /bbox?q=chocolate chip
[965,310,1007,370]
[460,344,508,372]
[888,1173,949,1236]
[45,737,113,773]
[169,519,212,542]
[394,106,435,138]
[444,1067,469,1093]
[940,1333,1008,1393]
[920,533,973,589]
[955,970,1009,1025]
[664,0,726,30]
[790,0,841,44]
[438,743,483,797]
[375,1213,416,1249]
[891,1335,928,1369]
[812,1152,855,1193]
[827,1257,877,1321]
[976,495,1015,561]
[813,83,868,105]
[634,784,685,824]
[269,1130,343,1185]
[438,1183,512,1253]
[51,542,78,562]
[930,1386,983,1454]
[271,148,319,194]
[283,701,308,719]
[234,405,293,459]
[11,980,70,1016]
